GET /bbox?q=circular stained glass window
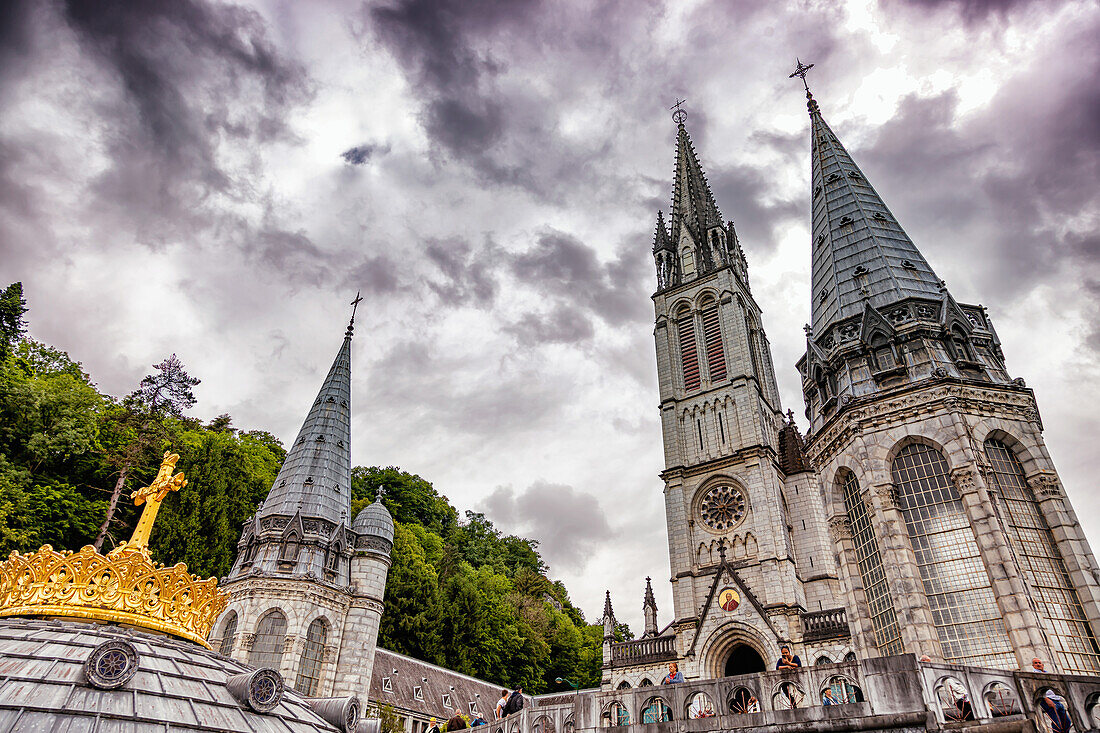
[700,485,747,531]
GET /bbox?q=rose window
[700,485,746,530]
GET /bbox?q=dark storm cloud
[709,164,801,258]
[341,143,389,165]
[343,255,402,295]
[881,0,1038,23]
[424,237,499,307]
[509,229,650,327]
[479,481,614,572]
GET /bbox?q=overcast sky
[3,0,1099,634]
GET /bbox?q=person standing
[495,690,509,720]
[445,708,467,732]
[1032,658,1072,732]
[775,645,802,670]
[661,662,684,684]
[427,718,440,733]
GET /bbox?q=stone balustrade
[481,655,1100,733]
[801,606,850,642]
[609,635,677,667]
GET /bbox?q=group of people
[921,654,1073,732]
[424,688,525,733]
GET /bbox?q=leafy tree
[132,354,200,416]
[377,703,403,733]
[351,466,457,535]
[0,282,27,361]
[378,523,444,665]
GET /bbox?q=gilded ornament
[0,451,229,647]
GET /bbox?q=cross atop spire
[670,98,687,126]
[347,291,363,338]
[789,58,814,93]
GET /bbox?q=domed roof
[351,498,394,546]
[0,617,344,732]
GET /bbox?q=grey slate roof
[670,122,723,242]
[807,93,944,335]
[258,332,353,526]
[368,649,505,722]
[0,617,338,733]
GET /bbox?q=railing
[610,635,677,666]
[802,607,850,642]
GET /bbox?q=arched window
[280,534,300,564]
[604,701,629,727]
[840,471,902,655]
[700,300,727,382]
[638,678,653,687]
[616,680,631,690]
[676,308,701,391]
[218,612,238,655]
[249,610,288,671]
[948,326,973,362]
[814,655,833,665]
[985,439,1100,674]
[892,443,1014,668]
[641,697,671,723]
[681,249,696,277]
[295,618,328,696]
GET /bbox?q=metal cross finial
[670,99,687,125]
[346,290,363,336]
[789,58,815,94]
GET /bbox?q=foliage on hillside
[0,282,624,692]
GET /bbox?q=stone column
[1028,472,1100,639]
[827,514,877,655]
[950,464,1049,665]
[866,480,941,657]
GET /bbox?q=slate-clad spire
[258,325,353,527]
[806,89,944,335]
[671,121,723,241]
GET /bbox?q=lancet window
[701,299,727,382]
[676,307,701,391]
[249,610,288,671]
[984,439,1100,674]
[840,471,903,654]
[295,618,329,696]
[892,443,1015,669]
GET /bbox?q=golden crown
[0,452,229,647]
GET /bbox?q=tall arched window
[218,612,238,656]
[676,308,701,391]
[840,471,903,654]
[249,610,288,671]
[295,618,329,696]
[892,443,1014,668]
[700,300,727,382]
[985,439,1100,674]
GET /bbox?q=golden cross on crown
[122,451,187,553]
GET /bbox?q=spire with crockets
[642,576,659,637]
[796,62,944,335]
[792,62,1011,430]
[652,103,743,290]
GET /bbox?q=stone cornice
[661,444,778,482]
[806,381,1037,468]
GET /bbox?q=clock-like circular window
[699,485,747,531]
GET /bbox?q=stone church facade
[601,81,1100,692]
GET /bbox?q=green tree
[0,282,27,361]
[351,466,457,535]
[378,523,444,665]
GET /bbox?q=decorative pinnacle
[670,98,687,126]
[789,58,819,113]
[347,290,363,337]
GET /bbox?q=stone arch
[215,611,238,655]
[695,287,720,307]
[972,424,1043,473]
[249,607,289,670]
[883,433,952,470]
[699,621,775,680]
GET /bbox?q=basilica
[0,70,1098,733]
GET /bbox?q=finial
[717,537,728,564]
[347,290,363,337]
[936,279,948,294]
[803,323,813,336]
[789,58,819,112]
[670,99,687,126]
[787,408,795,424]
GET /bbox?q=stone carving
[916,304,936,318]
[1028,474,1063,499]
[888,307,909,324]
[872,483,898,508]
[1013,377,1027,387]
[828,516,852,543]
[839,324,858,340]
[950,466,978,495]
[931,366,949,378]
[822,335,835,349]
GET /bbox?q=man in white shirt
[495,690,509,720]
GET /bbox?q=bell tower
[648,108,840,682]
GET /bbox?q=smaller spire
[643,577,657,610]
[603,589,614,619]
[652,210,673,252]
[642,577,658,637]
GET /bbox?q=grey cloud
[424,237,499,308]
[509,229,650,327]
[479,481,614,572]
[502,305,595,347]
[881,0,1039,23]
[343,255,402,295]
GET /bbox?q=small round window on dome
[84,639,140,690]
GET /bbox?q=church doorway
[724,644,766,677]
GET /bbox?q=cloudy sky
[3,0,1099,633]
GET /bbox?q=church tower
[213,310,395,699]
[793,69,1100,673]
[632,111,843,686]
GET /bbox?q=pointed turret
[602,590,616,638]
[806,88,943,335]
[671,121,723,238]
[642,577,658,637]
[257,327,353,525]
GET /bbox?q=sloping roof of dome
[0,617,340,733]
[351,499,394,545]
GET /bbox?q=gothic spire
[603,590,615,620]
[257,320,354,527]
[652,210,673,252]
[670,119,723,242]
[643,577,657,611]
[803,76,944,335]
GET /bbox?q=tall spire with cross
[791,60,944,335]
[251,300,357,532]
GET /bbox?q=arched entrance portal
[724,643,766,677]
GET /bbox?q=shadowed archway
[724,643,766,677]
